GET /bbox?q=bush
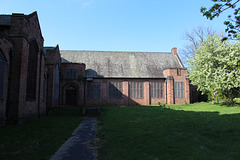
[234,98,240,106]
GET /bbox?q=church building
[0,12,190,125]
[60,50,190,106]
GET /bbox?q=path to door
[50,117,98,160]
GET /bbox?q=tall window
[65,69,77,79]
[151,82,164,98]
[109,82,122,99]
[0,50,6,99]
[174,82,184,98]
[87,82,101,99]
[26,40,39,100]
[129,82,143,98]
[54,64,60,102]
[42,75,47,102]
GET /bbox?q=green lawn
[0,107,82,160]
[97,103,240,160]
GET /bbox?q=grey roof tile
[60,50,183,78]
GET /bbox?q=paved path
[50,118,98,160]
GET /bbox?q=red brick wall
[0,37,12,125]
[38,53,47,116]
[166,76,174,104]
[60,63,85,106]
[164,68,190,104]
[45,46,61,108]
[5,12,45,123]
[85,78,167,106]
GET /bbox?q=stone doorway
[65,89,77,106]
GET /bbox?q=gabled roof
[43,45,59,54]
[60,50,183,78]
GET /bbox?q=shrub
[234,98,240,106]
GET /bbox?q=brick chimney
[171,47,177,55]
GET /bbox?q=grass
[0,107,82,160]
[97,103,240,160]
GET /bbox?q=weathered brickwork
[0,37,13,125]
[0,11,194,125]
[0,12,46,124]
[60,63,85,106]
[164,68,190,104]
[44,45,61,109]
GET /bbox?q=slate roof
[0,15,11,26]
[60,50,183,78]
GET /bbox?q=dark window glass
[174,82,184,98]
[130,82,143,98]
[151,82,164,98]
[0,51,6,99]
[65,69,77,79]
[26,40,39,100]
[87,82,101,99]
[109,82,122,99]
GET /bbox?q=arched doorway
[65,86,77,106]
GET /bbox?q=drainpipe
[149,81,151,105]
[165,79,167,104]
[83,78,86,106]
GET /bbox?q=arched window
[54,64,59,102]
[26,40,39,100]
[0,50,6,99]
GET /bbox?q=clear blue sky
[1,0,231,53]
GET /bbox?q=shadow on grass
[0,107,83,160]
[48,106,83,117]
[98,104,240,160]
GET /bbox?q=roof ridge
[60,50,172,54]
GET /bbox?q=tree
[201,0,240,40]
[180,26,217,66]
[188,35,240,103]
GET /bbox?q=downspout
[83,78,86,106]
[149,81,151,105]
[165,78,167,104]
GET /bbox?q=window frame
[109,82,122,99]
[87,82,101,99]
[129,82,144,99]
[150,82,164,98]
[174,82,184,98]
[65,69,77,79]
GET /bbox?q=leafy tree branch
[201,0,240,39]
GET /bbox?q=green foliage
[234,98,240,103]
[234,98,240,105]
[188,35,240,103]
[201,0,240,39]
[158,102,166,108]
